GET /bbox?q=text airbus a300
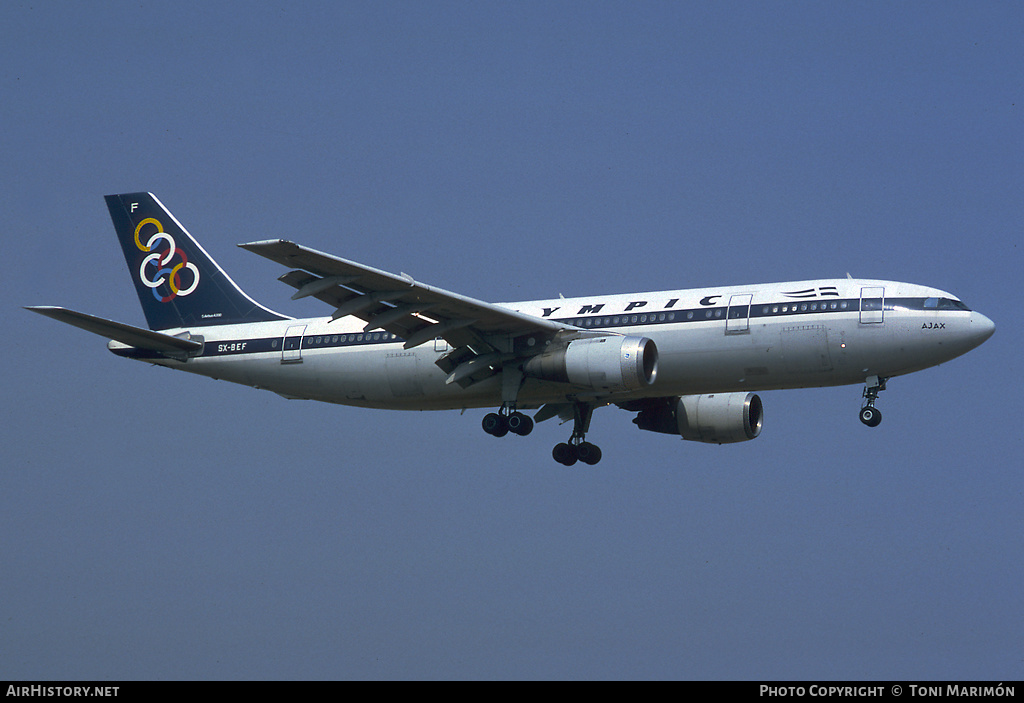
[28,193,995,465]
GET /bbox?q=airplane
[27,193,995,465]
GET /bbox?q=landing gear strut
[859,375,888,427]
[552,403,602,466]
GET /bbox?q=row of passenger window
[302,332,400,347]
[565,301,857,328]
[285,296,937,345]
[569,312,687,327]
[761,301,852,314]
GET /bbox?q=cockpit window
[925,297,971,311]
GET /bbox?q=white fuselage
[116,278,994,410]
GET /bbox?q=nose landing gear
[859,375,888,427]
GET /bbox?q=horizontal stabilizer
[25,306,203,353]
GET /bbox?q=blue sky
[3,1,1021,679]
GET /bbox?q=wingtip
[238,239,286,249]
[24,305,60,314]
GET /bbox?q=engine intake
[523,335,658,392]
[633,392,763,443]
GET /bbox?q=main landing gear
[552,403,602,466]
[483,366,536,438]
[482,406,534,437]
[481,401,603,466]
[859,375,888,427]
[482,367,601,465]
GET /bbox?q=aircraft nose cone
[971,312,996,346]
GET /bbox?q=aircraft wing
[239,239,579,387]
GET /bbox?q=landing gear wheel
[507,411,534,436]
[552,443,578,466]
[576,442,602,465]
[482,412,509,437]
[859,406,882,427]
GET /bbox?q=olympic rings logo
[133,217,200,302]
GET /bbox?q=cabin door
[726,294,752,334]
[859,287,885,324]
[282,325,306,363]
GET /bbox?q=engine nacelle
[523,336,658,392]
[633,392,763,443]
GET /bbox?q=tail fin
[105,193,288,330]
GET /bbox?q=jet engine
[632,392,763,443]
[523,336,658,392]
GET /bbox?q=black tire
[482,412,509,437]
[508,412,534,436]
[859,406,882,427]
[577,442,602,465]
[552,442,578,466]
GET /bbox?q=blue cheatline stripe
[109,297,966,360]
